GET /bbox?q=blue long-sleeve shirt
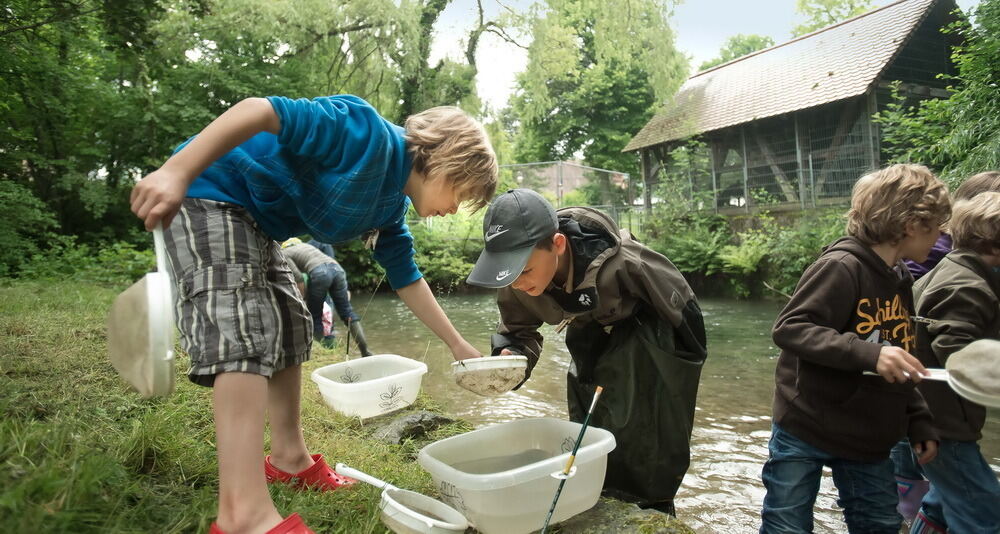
[182,95,421,289]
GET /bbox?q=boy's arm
[396,278,480,361]
[130,98,280,230]
[905,389,938,463]
[923,285,996,364]
[493,288,545,377]
[773,258,885,372]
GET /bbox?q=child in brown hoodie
[760,164,950,534]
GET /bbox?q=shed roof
[624,0,942,152]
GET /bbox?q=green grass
[0,280,472,533]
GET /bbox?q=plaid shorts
[163,198,312,387]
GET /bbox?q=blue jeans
[912,439,1000,534]
[891,438,924,479]
[305,263,359,338]
[760,424,901,534]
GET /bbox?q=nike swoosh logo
[496,270,512,281]
[485,229,511,242]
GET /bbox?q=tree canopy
[508,0,688,204]
[1,0,504,245]
[875,0,1000,185]
[699,34,775,71]
[792,0,874,36]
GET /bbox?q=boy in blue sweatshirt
[130,95,497,534]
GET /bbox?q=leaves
[509,0,688,197]
[875,0,1000,185]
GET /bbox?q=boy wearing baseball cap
[467,189,707,514]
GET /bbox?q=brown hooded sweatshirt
[771,236,937,461]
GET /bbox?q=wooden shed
[624,0,961,213]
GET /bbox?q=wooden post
[794,113,805,210]
[866,89,880,170]
[740,125,750,213]
[708,138,719,213]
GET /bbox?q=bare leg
[266,364,313,474]
[214,372,283,534]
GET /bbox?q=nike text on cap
[466,188,558,289]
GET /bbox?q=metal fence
[498,161,632,208]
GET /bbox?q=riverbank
[0,280,474,532]
[0,280,693,533]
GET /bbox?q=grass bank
[0,280,472,533]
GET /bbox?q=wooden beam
[751,124,799,203]
[814,98,862,194]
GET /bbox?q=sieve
[451,355,528,396]
[944,339,1000,408]
[334,463,468,534]
[107,224,175,398]
[863,340,1000,408]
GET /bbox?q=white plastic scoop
[864,340,1000,408]
[451,355,528,396]
[107,224,175,398]
[334,463,468,534]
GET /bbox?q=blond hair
[404,106,498,212]
[845,164,951,245]
[954,171,1000,201]
[950,192,1000,256]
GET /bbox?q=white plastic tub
[417,417,616,534]
[311,354,427,419]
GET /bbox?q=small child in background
[906,191,1000,534]
[281,238,372,355]
[760,164,949,534]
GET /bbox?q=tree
[792,0,873,36]
[510,0,687,205]
[875,0,1000,185]
[699,34,775,71]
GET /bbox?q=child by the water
[466,188,707,515]
[130,95,496,534]
[760,164,949,533]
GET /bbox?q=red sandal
[264,453,355,491]
[209,513,315,534]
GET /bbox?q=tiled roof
[624,0,940,151]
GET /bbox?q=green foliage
[17,237,155,287]
[875,0,1000,184]
[763,209,845,295]
[411,211,484,293]
[2,0,506,253]
[792,0,874,36]
[699,34,775,71]
[0,181,58,277]
[510,0,687,179]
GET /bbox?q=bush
[763,209,845,295]
[16,236,155,287]
[0,181,58,277]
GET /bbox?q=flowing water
[350,293,1000,533]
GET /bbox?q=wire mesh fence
[649,97,876,214]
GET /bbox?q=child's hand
[499,348,519,355]
[912,439,938,465]
[875,346,927,383]
[449,338,482,361]
[130,168,189,230]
